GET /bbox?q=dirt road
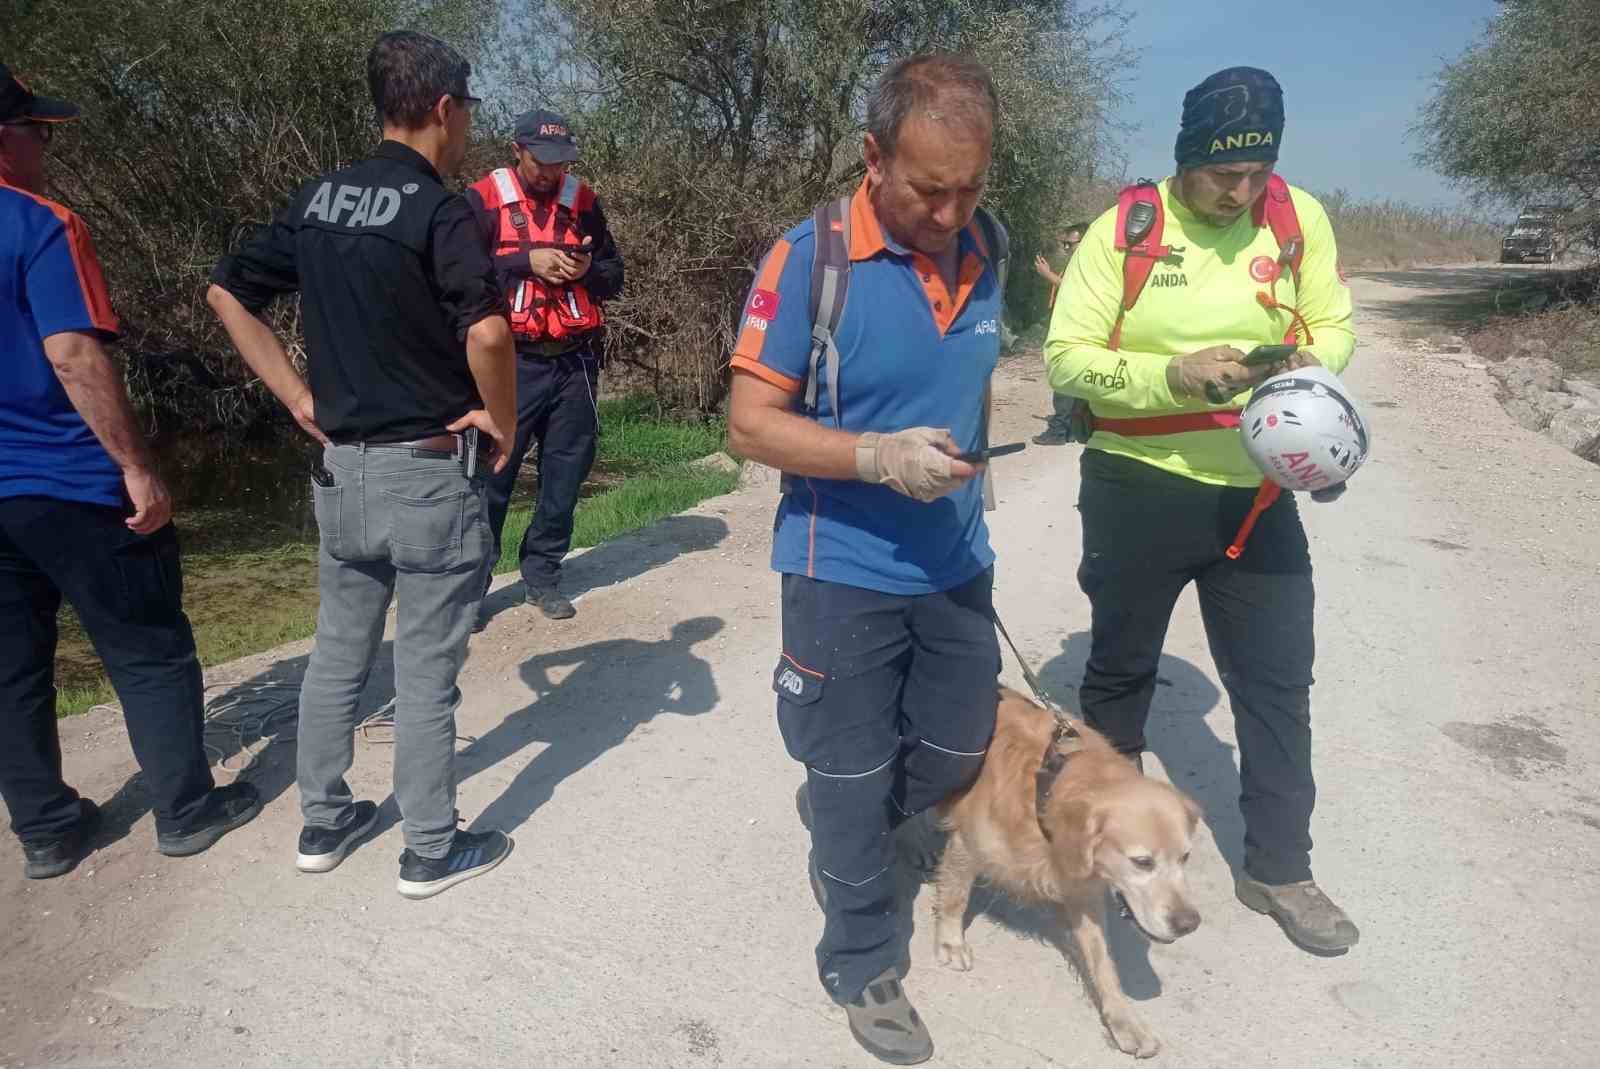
[3,265,1597,1069]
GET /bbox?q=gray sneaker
[1236,876,1360,954]
[845,968,934,1065]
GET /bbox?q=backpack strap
[1252,173,1313,343]
[779,196,852,496]
[1253,173,1304,289]
[973,206,1009,512]
[805,194,852,425]
[1109,180,1167,351]
[1066,181,1167,442]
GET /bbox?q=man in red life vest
[465,109,624,621]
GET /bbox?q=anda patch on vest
[469,167,604,342]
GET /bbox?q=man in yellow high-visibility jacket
[1044,66,1359,954]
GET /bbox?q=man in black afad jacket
[207,31,519,899]
[464,109,624,622]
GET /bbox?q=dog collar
[1034,715,1086,841]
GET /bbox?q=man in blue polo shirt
[0,65,259,879]
[728,52,1003,1065]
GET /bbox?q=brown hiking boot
[845,969,934,1065]
[1236,876,1360,954]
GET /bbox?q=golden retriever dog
[932,688,1202,1058]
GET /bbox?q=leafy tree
[1,0,492,428]
[493,0,1131,410]
[1414,0,1600,246]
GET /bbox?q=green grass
[54,396,732,716]
[589,396,727,475]
[491,396,732,573]
[494,465,738,574]
[54,526,322,716]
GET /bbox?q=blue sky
[1114,1,1500,208]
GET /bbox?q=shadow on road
[479,513,730,625]
[94,645,396,852]
[1351,264,1566,333]
[453,616,725,836]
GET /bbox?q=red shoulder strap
[1253,173,1304,287]
[1109,181,1167,349]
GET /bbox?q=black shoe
[296,800,379,873]
[526,585,575,620]
[156,782,263,858]
[21,799,102,880]
[1033,427,1071,445]
[472,603,490,633]
[396,828,513,900]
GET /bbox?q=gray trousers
[298,443,491,859]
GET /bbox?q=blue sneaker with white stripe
[396,828,513,900]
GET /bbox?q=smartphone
[1242,343,1299,367]
[954,441,1027,463]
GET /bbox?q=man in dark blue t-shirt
[0,65,259,879]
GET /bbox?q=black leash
[990,609,1062,712]
[991,609,1082,841]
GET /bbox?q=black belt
[355,433,486,459]
[518,338,588,359]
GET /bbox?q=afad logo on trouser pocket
[772,654,823,705]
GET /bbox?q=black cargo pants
[483,343,600,592]
[777,568,1000,1003]
[1076,448,1318,885]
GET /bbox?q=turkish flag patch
[747,288,781,321]
[1249,255,1280,283]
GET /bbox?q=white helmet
[1240,366,1371,494]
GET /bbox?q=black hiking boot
[526,584,576,620]
[21,799,102,879]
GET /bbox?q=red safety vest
[469,167,605,342]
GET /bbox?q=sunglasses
[2,120,53,143]
[447,92,482,112]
